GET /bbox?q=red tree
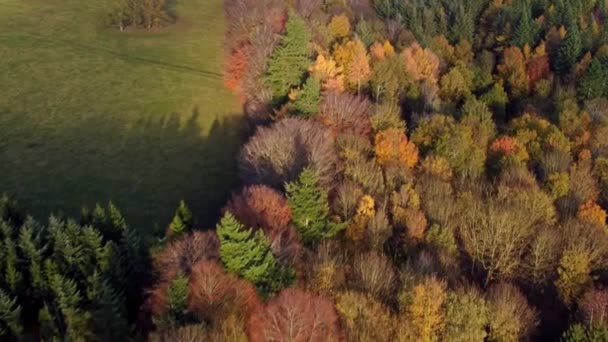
[224,44,250,101]
[526,55,550,88]
[248,288,342,342]
[224,185,292,231]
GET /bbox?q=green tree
[264,12,312,100]
[217,213,291,294]
[513,7,538,48]
[167,272,189,326]
[443,289,489,342]
[292,76,321,117]
[286,168,345,245]
[168,200,193,236]
[556,25,582,75]
[0,290,21,337]
[578,57,605,101]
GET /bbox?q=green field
[0,0,241,231]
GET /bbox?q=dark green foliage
[217,213,292,294]
[578,58,606,101]
[286,168,345,245]
[0,200,147,340]
[168,200,194,236]
[292,76,321,117]
[512,6,539,48]
[555,25,582,75]
[264,12,312,100]
[0,289,21,337]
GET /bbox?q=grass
[0,0,242,232]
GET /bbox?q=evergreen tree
[0,289,21,337]
[578,57,605,101]
[167,272,188,326]
[285,168,345,245]
[264,11,312,101]
[513,7,538,48]
[555,25,582,75]
[168,200,193,236]
[217,213,291,294]
[292,76,321,117]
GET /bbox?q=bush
[108,0,173,31]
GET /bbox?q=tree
[286,168,344,245]
[248,288,342,342]
[264,12,312,100]
[344,38,372,93]
[292,76,321,117]
[239,118,338,187]
[497,47,529,99]
[319,91,373,137]
[443,288,489,342]
[402,43,440,84]
[328,14,351,41]
[167,200,193,237]
[398,276,447,342]
[335,291,395,341]
[513,8,539,48]
[578,57,605,101]
[374,128,419,169]
[556,25,583,75]
[487,283,538,341]
[216,213,292,294]
[225,185,292,232]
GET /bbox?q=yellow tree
[374,128,419,170]
[398,276,447,342]
[401,43,441,84]
[497,46,529,99]
[344,38,372,93]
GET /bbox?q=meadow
[0,0,241,231]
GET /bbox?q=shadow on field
[0,108,244,234]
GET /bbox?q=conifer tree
[513,8,538,48]
[285,168,345,245]
[264,12,312,100]
[292,76,321,117]
[217,213,291,294]
[578,57,605,101]
[0,289,21,337]
[555,24,582,75]
[168,200,193,236]
[166,272,188,326]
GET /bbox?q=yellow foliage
[383,40,395,57]
[402,43,441,84]
[555,247,592,306]
[533,41,547,57]
[421,156,453,181]
[398,277,447,342]
[336,291,396,341]
[357,195,376,218]
[309,54,345,92]
[328,14,351,41]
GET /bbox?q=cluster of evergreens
[10,0,608,340]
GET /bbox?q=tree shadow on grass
[0,108,244,235]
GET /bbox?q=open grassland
[0,0,241,231]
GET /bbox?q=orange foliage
[405,209,428,242]
[402,43,440,84]
[248,288,342,342]
[577,201,607,227]
[309,54,345,92]
[490,136,529,162]
[224,44,250,101]
[498,46,529,98]
[225,185,292,232]
[374,128,419,169]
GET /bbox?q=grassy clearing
[0,0,241,231]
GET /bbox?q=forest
[5,0,608,340]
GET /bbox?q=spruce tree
[285,168,345,245]
[0,289,21,337]
[217,213,290,294]
[292,76,321,117]
[168,200,193,236]
[555,24,582,75]
[513,8,538,48]
[578,57,605,101]
[264,11,312,100]
[166,272,188,326]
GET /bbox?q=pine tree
[264,11,312,100]
[578,57,605,101]
[292,76,321,117]
[217,213,290,293]
[555,25,582,75]
[168,200,193,236]
[285,168,344,245]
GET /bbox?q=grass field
[0,0,242,232]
